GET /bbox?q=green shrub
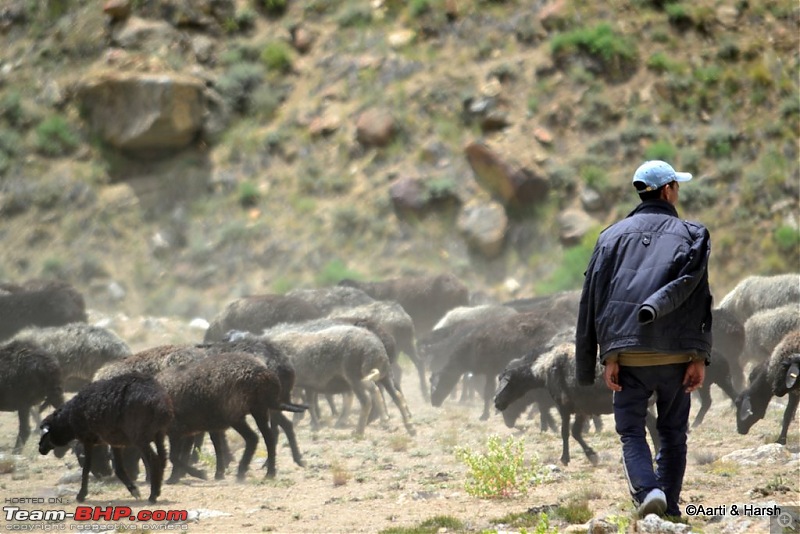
[774,225,800,253]
[454,434,548,498]
[580,164,608,190]
[644,140,677,161]
[216,62,266,113]
[551,23,638,81]
[556,497,593,524]
[315,259,361,286]
[379,515,464,534]
[336,4,373,28]
[260,0,288,17]
[35,116,79,157]
[237,181,260,208]
[409,0,432,18]
[261,41,293,74]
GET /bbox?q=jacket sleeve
[638,226,711,323]
[575,247,601,385]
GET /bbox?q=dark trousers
[613,363,690,517]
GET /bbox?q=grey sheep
[740,304,800,376]
[263,322,415,437]
[158,351,306,482]
[502,290,581,327]
[0,340,65,453]
[328,300,427,400]
[203,294,324,342]
[429,310,560,420]
[287,286,376,313]
[339,272,470,338]
[13,323,132,391]
[38,372,173,504]
[718,273,800,323]
[735,329,800,445]
[494,342,659,466]
[0,280,87,342]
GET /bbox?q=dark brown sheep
[338,272,469,338]
[203,294,325,342]
[0,280,87,342]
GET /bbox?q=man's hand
[683,359,705,393]
[603,360,622,392]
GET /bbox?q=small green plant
[605,513,631,533]
[237,181,260,208]
[260,0,288,17]
[261,41,293,74]
[315,259,361,286]
[454,434,547,498]
[35,115,79,157]
[379,515,464,534]
[644,140,677,162]
[550,23,638,81]
[556,497,593,524]
[774,225,800,253]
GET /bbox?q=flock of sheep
[0,272,798,506]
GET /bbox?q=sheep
[718,273,800,323]
[0,280,88,342]
[203,294,324,342]
[199,334,307,476]
[503,290,581,325]
[263,322,415,437]
[0,340,65,453]
[338,272,470,338]
[690,308,745,427]
[286,286,377,313]
[38,372,173,503]
[157,351,307,483]
[735,329,800,445]
[12,323,132,391]
[421,304,518,404]
[328,300,427,400]
[494,342,660,466]
[428,310,561,420]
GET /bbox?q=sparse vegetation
[454,435,548,499]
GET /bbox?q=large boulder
[78,71,206,154]
[457,200,508,258]
[464,141,550,208]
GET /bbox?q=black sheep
[0,340,65,453]
[203,294,324,342]
[429,311,560,420]
[38,372,173,504]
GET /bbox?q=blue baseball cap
[632,160,692,192]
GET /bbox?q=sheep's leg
[379,378,416,436]
[76,443,94,503]
[135,440,163,504]
[480,373,495,421]
[209,431,228,480]
[111,446,141,500]
[166,436,206,484]
[691,386,712,428]
[252,412,278,478]
[571,414,599,465]
[325,394,339,417]
[352,379,377,437]
[777,393,799,446]
[336,392,354,429]
[558,407,571,465]
[13,408,30,454]
[231,419,259,481]
[270,410,305,467]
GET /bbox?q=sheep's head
[494,364,534,412]
[38,410,74,456]
[734,364,771,435]
[429,369,461,407]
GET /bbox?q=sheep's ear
[786,362,800,391]
[738,397,753,421]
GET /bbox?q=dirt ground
[1,317,798,534]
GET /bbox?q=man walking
[575,160,712,518]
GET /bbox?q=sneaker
[637,488,667,518]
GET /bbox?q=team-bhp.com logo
[4,505,188,523]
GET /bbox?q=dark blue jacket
[575,199,713,385]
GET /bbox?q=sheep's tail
[363,368,381,382]
[280,402,309,413]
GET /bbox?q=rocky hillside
[0,0,797,320]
